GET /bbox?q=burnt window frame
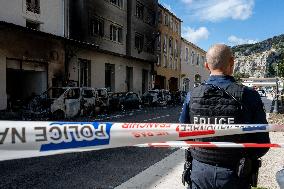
[26,0,40,14]
[136,1,144,20]
[135,33,144,52]
[110,0,123,8]
[110,24,123,43]
[146,9,156,26]
[90,17,104,37]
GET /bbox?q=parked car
[257,89,266,97]
[109,92,142,111]
[161,89,172,103]
[141,90,167,106]
[170,91,187,105]
[25,87,97,119]
[95,88,109,112]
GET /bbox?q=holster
[236,158,261,187]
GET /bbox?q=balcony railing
[26,2,40,14]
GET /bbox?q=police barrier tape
[136,141,284,148]
[0,121,284,161]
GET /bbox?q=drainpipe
[63,0,70,86]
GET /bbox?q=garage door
[6,59,47,100]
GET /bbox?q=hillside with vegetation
[232,34,284,78]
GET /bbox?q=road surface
[0,96,274,189]
[0,106,182,189]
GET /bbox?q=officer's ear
[205,62,210,71]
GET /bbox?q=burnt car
[109,92,142,111]
[141,90,167,106]
[170,91,187,105]
[95,88,109,112]
[161,89,172,103]
[257,89,266,97]
[25,87,97,119]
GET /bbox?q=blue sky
[159,0,284,50]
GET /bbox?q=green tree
[267,63,276,77]
[278,60,284,78]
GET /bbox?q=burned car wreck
[141,90,168,106]
[24,87,97,120]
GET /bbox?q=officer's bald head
[206,44,233,70]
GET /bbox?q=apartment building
[68,0,158,94]
[154,4,182,91]
[0,0,67,36]
[0,0,66,110]
[181,38,210,92]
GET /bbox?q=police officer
[180,44,270,189]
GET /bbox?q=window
[82,89,96,98]
[164,14,168,25]
[110,0,123,8]
[191,51,195,65]
[185,48,189,62]
[169,57,173,69]
[175,22,179,33]
[26,20,40,30]
[169,17,173,29]
[78,59,91,87]
[135,33,144,52]
[174,40,178,57]
[126,67,133,92]
[201,56,205,65]
[196,54,200,65]
[91,18,104,37]
[157,34,161,50]
[158,11,162,23]
[146,10,156,26]
[66,88,80,99]
[146,37,155,54]
[136,2,144,20]
[110,25,122,43]
[142,69,148,94]
[157,55,161,66]
[105,63,115,92]
[169,37,173,56]
[163,55,167,67]
[163,35,167,53]
[26,0,40,14]
[174,59,177,70]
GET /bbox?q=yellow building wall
[155,5,182,91]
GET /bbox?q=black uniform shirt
[179,75,270,158]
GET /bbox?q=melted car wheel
[52,110,65,121]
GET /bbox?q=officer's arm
[250,90,268,124]
[245,88,270,158]
[179,93,191,123]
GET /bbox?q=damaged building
[67,0,158,94]
[0,0,67,110]
[0,0,159,111]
